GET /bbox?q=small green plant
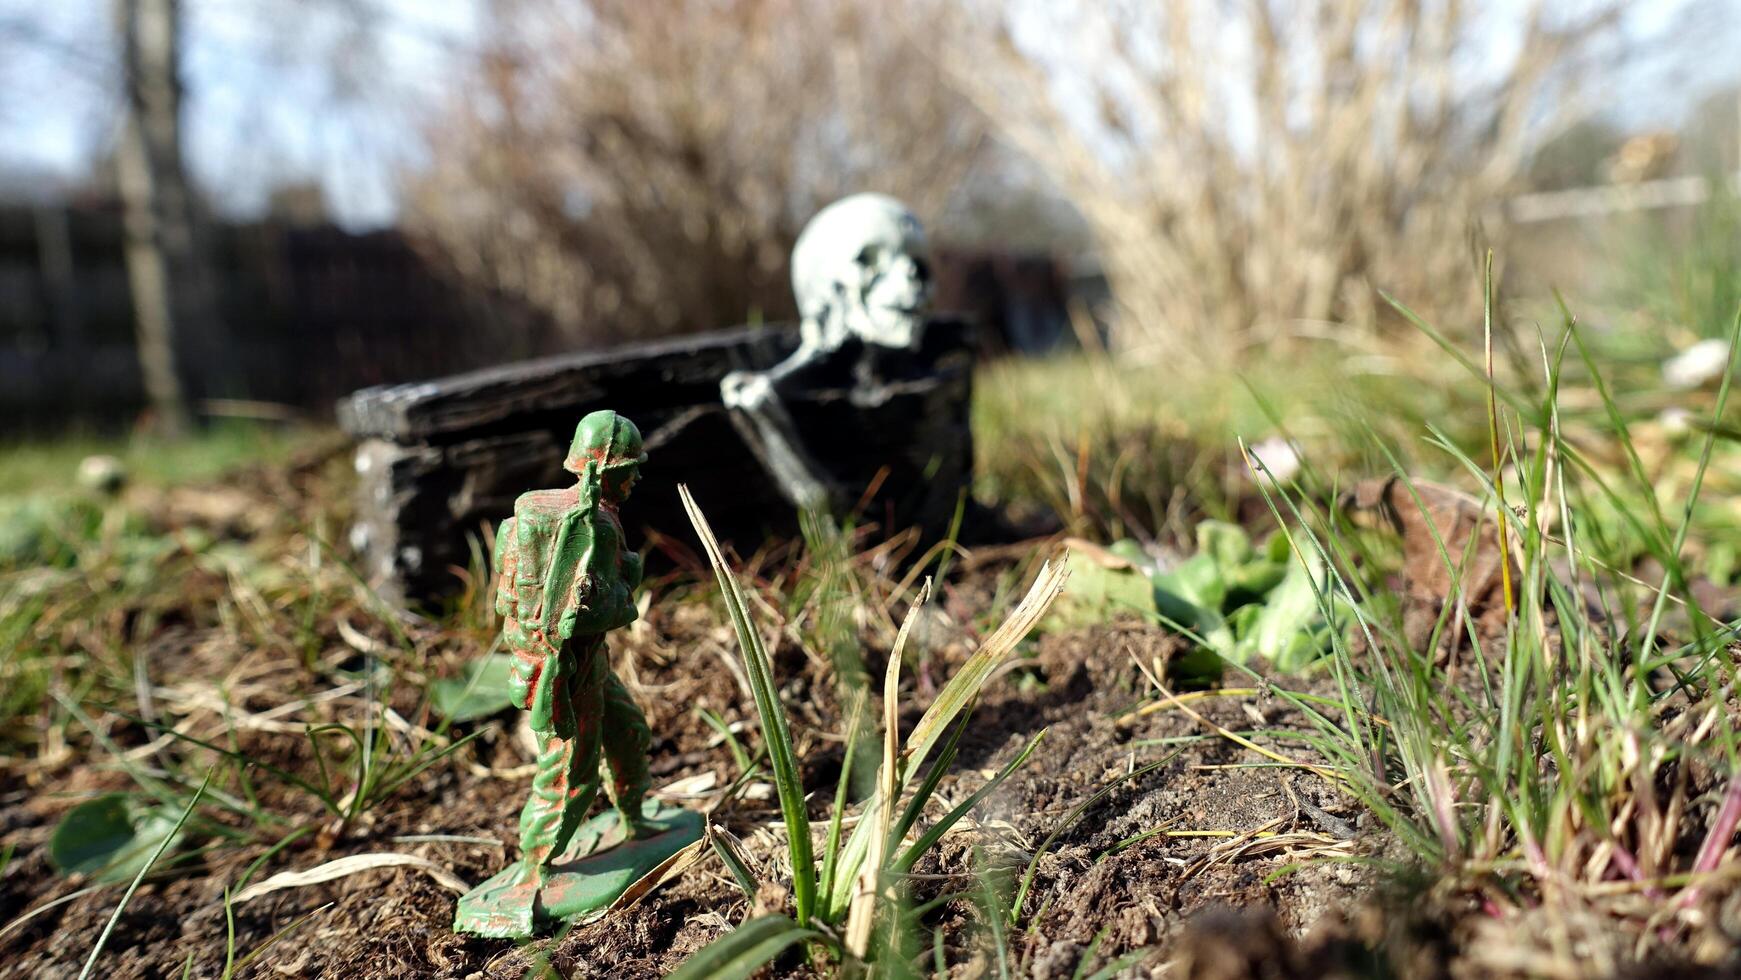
[428,652,518,722]
[1050,521,1342,676]
[49,793,190,884]
[672,487,1067,977]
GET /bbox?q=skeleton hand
[720,370,774,411]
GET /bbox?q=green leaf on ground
[666,914,823,980]
[1232,546,1329,671]
[1048,548,1158,629]
[50,794,187,883]
[1050,523,1339,674]
[430,653,518,722]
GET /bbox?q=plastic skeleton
[493,410,652,879]
[721,193,934,510]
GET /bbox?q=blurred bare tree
[404,0,988,345]
[116,0,209,434]
[945,0,1625,357]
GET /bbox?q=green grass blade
[682,487,816,924]
[219,886,237,979]
[666,914,825,980]
[698,706,754,776]
[894,730,1045,874]
[708,824,761,903]
[1084,949,1152,980]
[892,712,973,846]
[79,769,210,980]
[827,795,879,918]
[819,692,866,906]
[1071,926,1111,980]
[1380,288,1534,416]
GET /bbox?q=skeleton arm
[721,193,934,514]
[720,313,841,409]
[720,321,845,511]
[722,372,837,512]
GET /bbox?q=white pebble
[1663,339,1731,389]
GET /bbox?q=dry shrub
[403,0,988,346]
[943,0,1623,358]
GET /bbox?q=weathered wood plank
[339,319,974,602]
[338,325,798,442]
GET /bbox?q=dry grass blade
[1482,251,1516,615]
[904,560,1067,779]
[0,887,104,943]
[404,0,984,350]
[948,0,1622,354]
[1116,688,1266,727]
[230,853,470,904]
[335,618,391,658]
[227,902,334,976]
[609,838,708,912]
[845,578,932,957]
[828,561,1067,918]
[1131,653,1346,787]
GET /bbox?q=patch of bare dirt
[2,551,1394,980]
[4,460,1727,979]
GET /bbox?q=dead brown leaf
[1343,477,1518,657]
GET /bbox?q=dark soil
[0,460,1698,980]
[0,578,1416,980]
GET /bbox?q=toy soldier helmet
[564,410,647,475]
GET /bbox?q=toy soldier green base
[454,410,702,938]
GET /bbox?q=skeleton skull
[719,193,935,510]
[791,193,932,351]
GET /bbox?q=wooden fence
[0,200,1072,432]
[0,199,566,430]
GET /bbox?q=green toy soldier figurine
[454,410,702,938]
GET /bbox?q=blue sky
[2,0,1736,228]
[1,0,482,226]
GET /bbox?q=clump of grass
[972,354,1237,540]
[2,442,501,965]
[2,425,341,738]
[0,421,314,500]
[674,487,1067,977]
[1611,176,1741,348]
[971,344,1490,545]
[1242,284,1741,971]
